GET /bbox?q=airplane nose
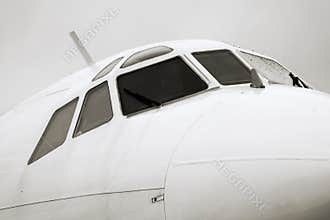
[164,87,330,220]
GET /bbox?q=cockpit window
[117,57,208,115]
[92,57,123,81]
[121,46,173,68]
[239,51,293,85]
[193,50,251,85]
[74,81,113,137]
[28,98,78,165]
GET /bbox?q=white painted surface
[0,189,165,220]
[0,40,329,219]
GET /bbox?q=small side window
[193,50,251,85]
[28,98,78,164]
[121,46,173,68]
[74,81,113,137]
[92,57,123,81]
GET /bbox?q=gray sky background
[1,0,330,114]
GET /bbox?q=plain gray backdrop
[1,0,330,114]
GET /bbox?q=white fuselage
[0,40,330,220]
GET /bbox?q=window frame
[238,50,295,86]
[190,49,253,87]
[121,46,174,68]
[115,55,211,117]
[28,97,79,165]
[73,81,114,138]
[92,56,124,82]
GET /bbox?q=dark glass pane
[117,57,208,115]
[74,82,113,137]
[193,50,251,85]
[28,98,78,164]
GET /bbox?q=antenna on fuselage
[70,31,94,65]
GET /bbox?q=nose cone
[165,86,330,220]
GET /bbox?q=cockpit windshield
[239,51,293,86]
[193,50,252,86]
[117,57,208,115]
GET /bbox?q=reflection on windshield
[239,51,293,85]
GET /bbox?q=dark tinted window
[193,50,251,85]
[28,98,78,164]
[74,82,113,137]
[117,57,208,115]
